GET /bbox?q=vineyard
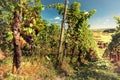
[0,0,120,80]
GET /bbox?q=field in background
[92,28,115,57]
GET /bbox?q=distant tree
[32,22,60,57]
[48,24,60,53]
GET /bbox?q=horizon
[41,0,120,29]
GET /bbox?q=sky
[41,0,120,29]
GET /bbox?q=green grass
[0,55,120,80]
[0,56,58,80]
[66,59,120,80]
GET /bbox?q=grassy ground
[1,56,120,80]
[0,56,61,80]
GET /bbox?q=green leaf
[30,23,33,27]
